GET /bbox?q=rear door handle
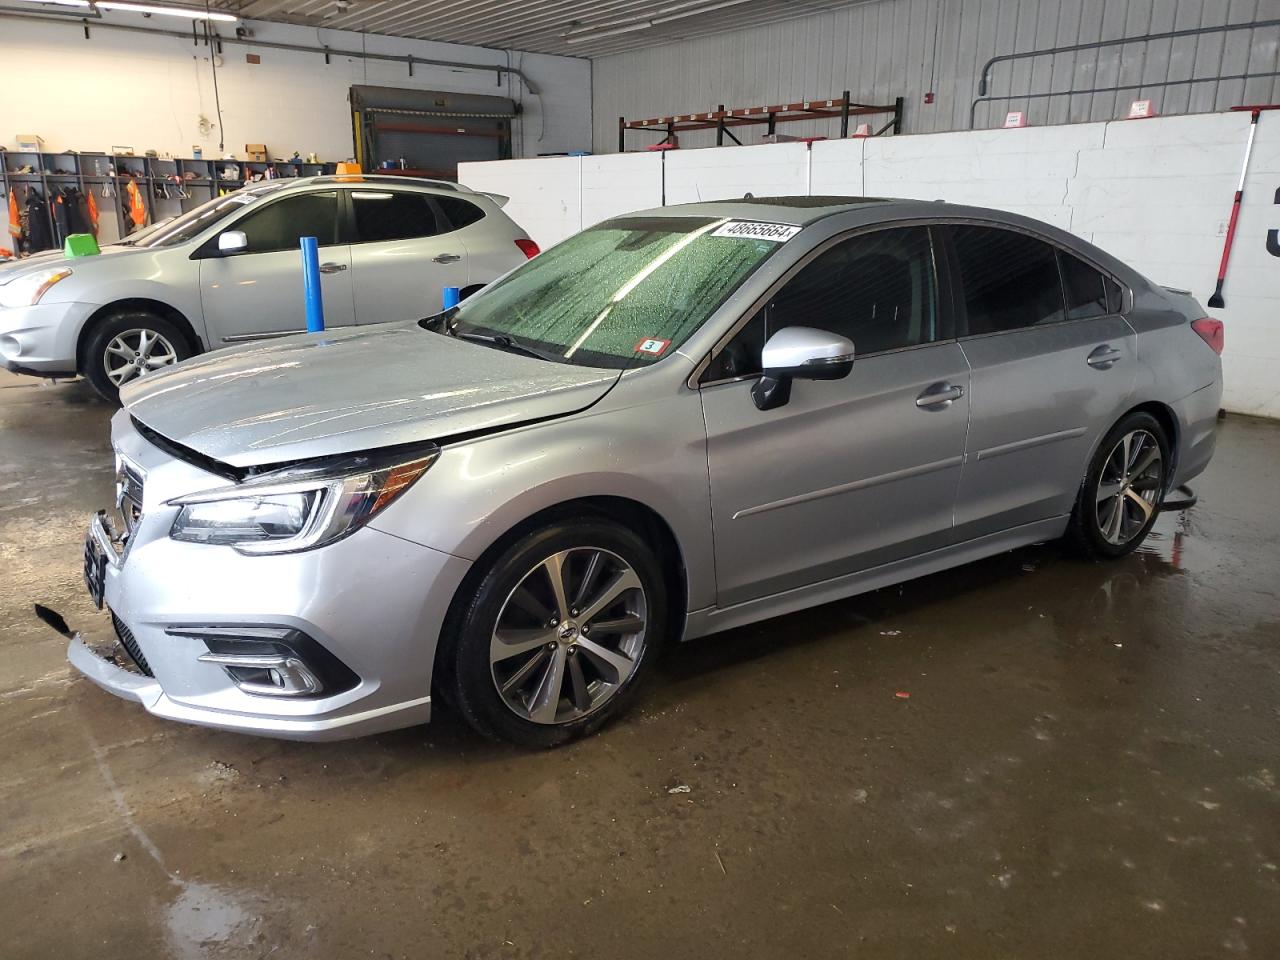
[432,253,463,264]
[916,382,964,408]
[318,262,347,274]
[1087,344,1122,368]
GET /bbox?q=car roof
[246,174,474,196]
[623,195,918,225]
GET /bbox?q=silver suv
[0,175,536,401]
[66,197,1222,747]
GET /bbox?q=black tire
[1066,411,1170,559]
[82,310,194,403]
[440,518,667,748]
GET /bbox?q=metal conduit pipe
[978,19,1280,97]
[0,9,541,94]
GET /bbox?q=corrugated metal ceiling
[222,0,877,58]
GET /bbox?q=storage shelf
[1,148,340,254]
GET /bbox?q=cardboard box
[245,143,268,161]
[16,134,44,152]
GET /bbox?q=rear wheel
[1067,412,1169,559]
[83,310,192,403]
[442,519,666,748]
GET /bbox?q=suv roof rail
[301,174,467,192]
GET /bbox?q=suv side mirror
[751,326,855,411]
[217,230,249,255]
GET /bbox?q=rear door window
[351,190,440,243]
[951,225,1065,334]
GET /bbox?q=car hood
[0,244,144,283]
[121,324,621,468]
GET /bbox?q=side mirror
[751,326,855,411]
[217,230,248,255]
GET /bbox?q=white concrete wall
[0,15,591,161]
[461,110,1280,418]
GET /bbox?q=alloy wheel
[1095,429,1164,546]
[490,547,648,725]
[104,328,179,386]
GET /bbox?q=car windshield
[124,185,283,248]
[442,215,783,368]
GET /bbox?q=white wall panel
[663,143,811,204]
[460,157,582,249]
[580,154,663,228]
[809,138,866,195]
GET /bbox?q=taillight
[514,238,540,259]
[1191,317,1224,355]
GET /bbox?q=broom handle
[1213,112,1260,282]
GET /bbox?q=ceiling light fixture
[95,1,239,21]
[565,21,654,43]
[565,0,753,44]
[12,0,92,7]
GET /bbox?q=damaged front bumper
[52,415,473,741]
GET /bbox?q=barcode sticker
[711,220,802,242]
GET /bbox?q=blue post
[442,286,461,311]
[300,236,325,332]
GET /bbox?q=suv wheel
[83,310,192,403]
[442,519,667,748]
[1067,412,1169,559]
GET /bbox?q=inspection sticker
[635,337,672,355]
[711,220,802,242]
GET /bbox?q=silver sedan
[66,197,1223,747]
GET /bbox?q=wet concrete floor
[1,369,1277,959]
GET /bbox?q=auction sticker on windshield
[635,337,671,355]
[711,221,802,242]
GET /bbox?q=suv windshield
[443,216,783,368]
[125,184,286,248]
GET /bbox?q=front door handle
[1087,344,1122,368]
[916,382,964,409]
[318,262,348,274]
[432,253,462,264]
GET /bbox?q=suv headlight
[167,444,438,554]
[0,268,73,308]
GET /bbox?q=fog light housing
[166,625,359,699]
[197,651,323,697]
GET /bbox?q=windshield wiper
[454,331,563,363]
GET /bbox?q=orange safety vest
[86,191,100,236]
[6,190,19,239]
[126,179,147,227]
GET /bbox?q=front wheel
[442,519,667,748]
[82,310,192,403]
[1067,412,1169,559]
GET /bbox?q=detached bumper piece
[164,625,360,699]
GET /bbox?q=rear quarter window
[436,196,486,230]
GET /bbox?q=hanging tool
[1208,105,1279,308]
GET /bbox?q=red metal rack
[619,91,903,151]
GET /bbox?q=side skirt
[683,515,1069,641]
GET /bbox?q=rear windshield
[445,216,782,368]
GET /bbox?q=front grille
[111,611,154,677]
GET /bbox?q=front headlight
[0,268,73,308]
[168,444,439,554]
